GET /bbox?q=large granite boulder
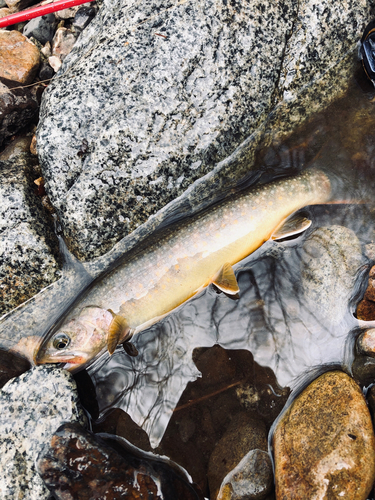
[36,0,370,260]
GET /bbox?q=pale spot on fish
[175,264,179,270]
[233,220,239,224]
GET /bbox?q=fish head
[34,306,113,371]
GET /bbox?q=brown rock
[0,31,40,84]
[356,299,375,321]
[37,422,204,500]
[208,412,268,499]
[273,371,375,500]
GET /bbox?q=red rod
[0,0,95,28]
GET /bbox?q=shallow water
[84,75,375,449]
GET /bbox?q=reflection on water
[86,78,375,450]
[87,206,373,447]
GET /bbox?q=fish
[32,169,331,371]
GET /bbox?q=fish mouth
[34,350,90,367]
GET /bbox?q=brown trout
[33,169,331,370]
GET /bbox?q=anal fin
[271,213,312,241]
[212,263,240,296]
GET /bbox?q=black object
[361,20,375,86]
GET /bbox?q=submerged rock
[217,449,273,500]
[0,153,61,317]
[273,370,375,499]
[36,0,369,260]
[38,422,204,499]
[208,412,268,499]
[0,366,87,500]
[300,225,363,325]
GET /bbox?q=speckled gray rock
[0,153,62,317]
[36,0,370,260]
[0,365,87,500]
[300,226,363,325]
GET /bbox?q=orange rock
[0,31,40,85]
[273,371,375,500]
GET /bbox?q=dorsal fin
[271,214,312,241]
[107,313,130,355]
[212,263,240,295]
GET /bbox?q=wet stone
[0,31,40,85]
[352,354,375,388]
[37,422,204,500]
[217,449,273,500]
[0,152,61,316]
[273,370,375,500]
[0,366,87,500]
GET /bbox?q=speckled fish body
[35,169,331,369]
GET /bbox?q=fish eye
[53,333,71,350]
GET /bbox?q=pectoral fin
[107,312,130,355]
[271,214,312,241]
[212,263,240,295]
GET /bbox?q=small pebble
[48,55,62,72]
[51,27,76,61]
